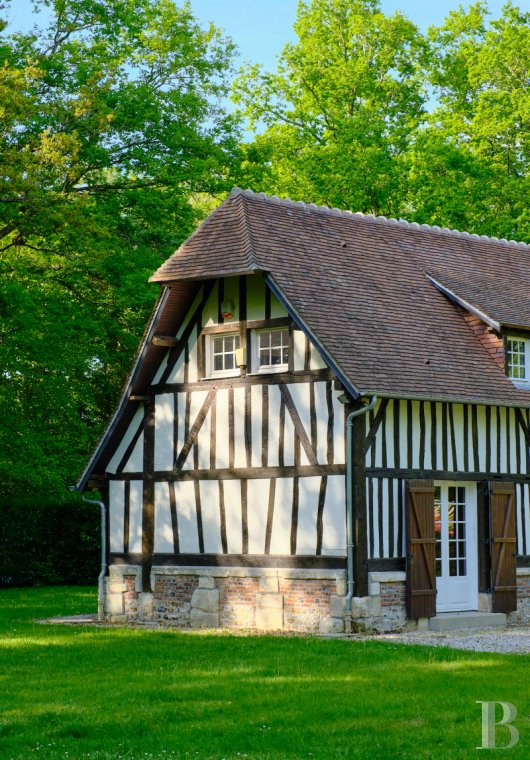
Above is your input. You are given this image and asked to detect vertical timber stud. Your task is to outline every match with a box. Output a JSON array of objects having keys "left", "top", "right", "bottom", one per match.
[
  {"left": 351, "top": 404, "right": 369, "bottom": 597},
  {"left": 489, "top": 481, "right": 517, "bottom": 614},
  {"left": 477, "top": 481, "right": 491, "bottom": 593},
  {"left": 142, "top": 397, "right": 155, "bottom": 592},
  {"left": 405, "top": 480, "right": 436, "bottom": 619}
]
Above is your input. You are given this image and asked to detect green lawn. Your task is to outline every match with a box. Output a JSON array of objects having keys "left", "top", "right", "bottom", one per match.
[{"left": 1, "top": 587, "right": 530, "bottom": 759}]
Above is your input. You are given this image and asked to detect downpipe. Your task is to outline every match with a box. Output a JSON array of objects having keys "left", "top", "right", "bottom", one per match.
[
  {"left": 78, "top": 491, "right": 107, "bottom": 622},
  {"left": 345, "top": 395, "right": 377, "bottom": 633}
]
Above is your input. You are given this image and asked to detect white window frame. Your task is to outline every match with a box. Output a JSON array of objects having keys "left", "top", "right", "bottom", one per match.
[
  {"left": 251, "top": 327, "right": 290, "bottom": 374},
  {"left": 506, "top": 336, "right": 530, "bottom": 388},
  {"left": 206, "top": 332, "right": 241, "bottom": 378}
]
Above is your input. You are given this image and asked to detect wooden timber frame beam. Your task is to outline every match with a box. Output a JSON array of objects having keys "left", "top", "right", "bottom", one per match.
[{"left": 142, "top": 397, "right": 155, "bottom": 592}]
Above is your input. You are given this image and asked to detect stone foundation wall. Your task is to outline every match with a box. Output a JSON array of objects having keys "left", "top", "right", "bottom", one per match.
[
  {"left": 105, "top": 565, "right": 530, "bottom": 631},
  {"left": 154, "top": 574, "right": 199, "bottom": 625},
  {"left": 105, "top": 564, "right": 346, "bottom": 633},
  {"left": 509, "top": 568, "right": 530, "bottom": 624}
]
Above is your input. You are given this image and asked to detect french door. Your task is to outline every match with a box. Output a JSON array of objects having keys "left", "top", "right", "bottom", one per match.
[{"left": 434, "top": 483, "right": 478, "bottom": 612}]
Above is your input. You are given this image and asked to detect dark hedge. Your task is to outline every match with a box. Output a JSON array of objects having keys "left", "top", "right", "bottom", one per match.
[{"left": 0, "top": 495, "right": 100, "bottom": 587}]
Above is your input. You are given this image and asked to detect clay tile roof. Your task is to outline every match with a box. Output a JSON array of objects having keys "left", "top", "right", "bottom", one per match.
[{"left": 150, "top": 189, "right": 530, "bottom": 407}]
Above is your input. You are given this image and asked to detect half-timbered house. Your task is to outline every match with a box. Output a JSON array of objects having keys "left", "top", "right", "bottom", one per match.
[{"left": 77, "top": 188, "right": 530, "bottom": 632}]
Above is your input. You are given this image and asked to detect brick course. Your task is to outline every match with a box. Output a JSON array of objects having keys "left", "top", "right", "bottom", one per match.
[
  {"left": 461, "top": 310, "right": 504, "bottom": 370},
  {"left": 153, "top": 574, "right": 199, "bottom": 625},
  {"left": 517, "top": 575, "right": 530, "bottom": 599},
  {"left": 280, "top": 578, "right": 335, "bottom": 632},
  {"left": 123, "top": 575, "right": 138, "bottom": 618},
  {"left": 217, "top": 576, "right": 260, "bottom": 628}
]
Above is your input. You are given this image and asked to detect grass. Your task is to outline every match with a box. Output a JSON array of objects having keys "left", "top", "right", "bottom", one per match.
[{"left": 1, "top": 588, "right": 530, "bottom": 759}]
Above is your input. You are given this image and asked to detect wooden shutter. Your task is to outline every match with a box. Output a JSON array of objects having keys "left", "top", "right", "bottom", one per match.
[
  {"left": 489, "top": 481, "right": 517, "bottom": 614},
  {"left": 405, "top": 480, "right": 436, "bottom": 619}
]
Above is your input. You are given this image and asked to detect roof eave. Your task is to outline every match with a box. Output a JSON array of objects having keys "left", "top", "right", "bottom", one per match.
[
  {"left": 367, "top": 388, "right": 530, "bottom": 409},
  {"left": 149, "top": 267, "right": 264, "bottom": 285},
  {"left": 264, "top": 273, "right": 361, "bottom": 401},
  {"left": 76, "top": 286, "right": 172, "bottom": 491}
]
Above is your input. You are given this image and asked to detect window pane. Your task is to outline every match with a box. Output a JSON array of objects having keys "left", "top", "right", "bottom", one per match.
[
  {"left": 271, "top": 347, "right": 282, "bottom": 365},
  {"left": 259, "top": 332, "right": 271, "bottom": 350},
  {"left": 270, "top": 330, "right": 282, "bottom": 347},
  {"left": 211, "top": 333, "right": 239, "bottom": 374},
  {"left": 507, "top": 339, "right": 526, "bottom": 380},
  {"left": 257, "top": 329, "right": 289, "bottom": 368}
]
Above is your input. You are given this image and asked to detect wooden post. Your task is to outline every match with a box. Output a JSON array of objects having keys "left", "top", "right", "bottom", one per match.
[
  {"left": 351, "top": 405, "right": 368, "bottom": 597},
  {"left": 142, "top": 398, "right": 155, "bottom": 592}
]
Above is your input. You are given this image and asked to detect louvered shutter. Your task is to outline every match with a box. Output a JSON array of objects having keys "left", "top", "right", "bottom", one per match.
[
  {"left": 405, "top": 480, "right": 436, "bottom": 619},
  {"left": 489, "top": 482, "right": 517, "bottom": 614}
]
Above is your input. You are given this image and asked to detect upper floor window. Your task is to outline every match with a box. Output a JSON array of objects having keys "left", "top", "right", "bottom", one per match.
[
  {"left": 507, "top": 337, "right": 529, "bottom": 386},
  {"left": 255, "top": 327, "right": 289, "bottom": 372},
  {"left": 209, "top": 333, "right": 240, "bottom": 377}
]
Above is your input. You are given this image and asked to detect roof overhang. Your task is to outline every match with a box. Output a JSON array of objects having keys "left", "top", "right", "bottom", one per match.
[{"left": 427, "top": 275, "right": 501, "bottom": 332}]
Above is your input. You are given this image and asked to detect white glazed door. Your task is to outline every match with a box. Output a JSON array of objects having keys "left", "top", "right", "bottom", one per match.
[{"left": 434, "top": 483, "right": 478, "bottom": 612}]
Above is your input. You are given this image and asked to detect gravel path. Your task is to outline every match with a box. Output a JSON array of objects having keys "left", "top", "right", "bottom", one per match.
[
  {"left": 359, "top": 626, "right": 530, "bottom": 654},
  {"left": 37, "top": 615, "right": 530, "bottom": 653}
]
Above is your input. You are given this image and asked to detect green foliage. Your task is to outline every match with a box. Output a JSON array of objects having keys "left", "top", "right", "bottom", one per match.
[
  {"left": 234, "top": 0, "right": 427, "bottom": 214},
  {"left": 236, "top": 0, "right": 530, "bottom": 242},
  {"left": 405, "top": 1, "right": 530, "bottom": 239},
  {"left": 0, "top": 496, "right": 99, "bottom": 586},
  {"left": 0, "top": 0, "right": 243, "bottom": 557}
]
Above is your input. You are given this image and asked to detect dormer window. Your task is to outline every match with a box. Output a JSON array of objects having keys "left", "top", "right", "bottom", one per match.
[
  {"left": 253, "top": 327, "right": 289, "bottom": 373},
  {"left": 507, "top": 337, "right": 529, "bottom": 386},
  {"left": 208, "top": 333, "right": 240, "bottom": 377}
]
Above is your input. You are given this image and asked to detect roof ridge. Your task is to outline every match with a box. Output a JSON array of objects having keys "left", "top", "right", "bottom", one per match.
[
  {"left": 229, "top": 187, "right": 530, "bottom": 250},
  {"left": 238, "top": 192, "right": 261, "bottom": 271}
]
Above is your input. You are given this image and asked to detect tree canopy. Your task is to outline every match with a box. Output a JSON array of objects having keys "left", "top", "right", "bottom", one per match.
[
  {"left": 235, "top": 0, "right": 530, "bottom": 240},
  {"left": 4, "top": 0, "right": 530, "bottom": 585},
  {"left": 0, "top": 0, "right": 242, "bottom": 509},
  {"left": 234, "top": 0, "right": 427, "bottom": 215}
]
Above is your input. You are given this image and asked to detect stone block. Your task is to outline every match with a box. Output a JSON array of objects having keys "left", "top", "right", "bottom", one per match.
[
  {"left": 351, "top": 595, "right": 381, "bottom": 619},
  {"left": 259, "top": 574, "right": 279, "bottom": 593},
  {"left": 335, "top": 576, "right": 347, "bottom": 596},
  {"left": 189, "top": 609, "right": 219, "bottom": 628},
  {"left": 191, "top": 588, "right": 219, "bottom": 614},
  {"left": 255, "top": 606, "right": 283, "bottom": 631},
  {"left": 138, "top": 592, "right": 154, "bottom": 621},
  {"left": 319, "top": 616, "right": 344, "bottom": 634},
  {"left": 108, "top": 581, "right": 127, "bottom": 594},
  {"left": 256, "top": 592, "right": 283, "bottom": 610},
  {"left": 106, "top": 592, "right": 124, "bottom": 615},
  {"left": 478, "top": 593, "right": 492, "bottom": 612},
  {"left": 329, "top": 594, "right": 346, "bottom": 618},
  {"left": 109, "top": 614, "right": 127, "bottom": 624},
  {"left": 198, "top": 575, "right": 215, "bottom": 589}
]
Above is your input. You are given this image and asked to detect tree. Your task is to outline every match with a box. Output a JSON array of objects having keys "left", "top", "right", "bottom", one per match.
[
  {"left": 234, "top": 0, "right": 427, "bottom": 215},
  {"left": 0, "top": 0, "right": 242, "bottom": 577},
  {"left": 400, "top": 2, "right": 530, "bottom": 239}
]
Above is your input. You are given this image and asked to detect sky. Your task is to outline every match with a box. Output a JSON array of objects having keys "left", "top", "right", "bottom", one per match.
[
  {"left": 187, "top": 0, "right": 528, "bottom": 71},
  {"left": 6, "top": 0, "right": 530, "bottom": 72}
]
